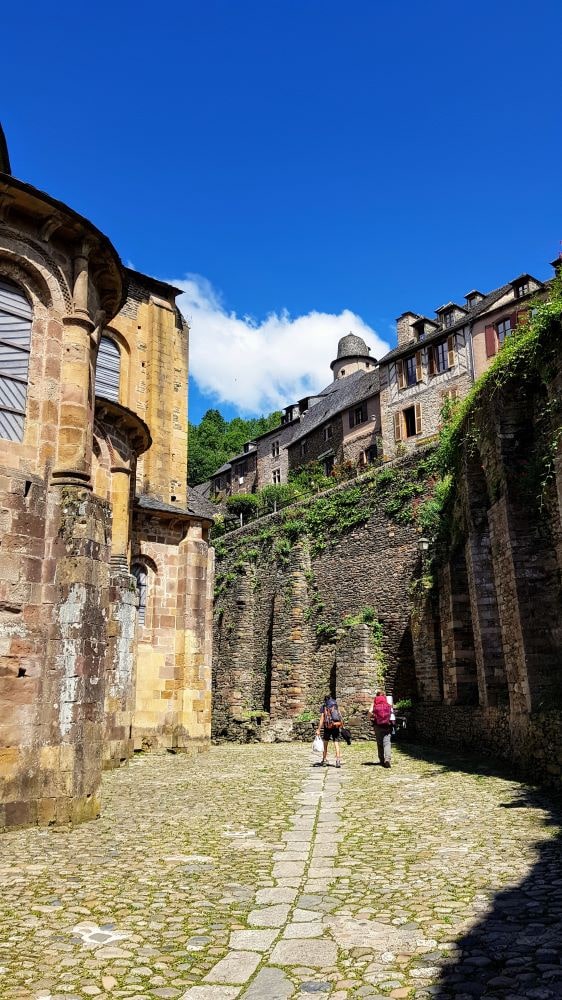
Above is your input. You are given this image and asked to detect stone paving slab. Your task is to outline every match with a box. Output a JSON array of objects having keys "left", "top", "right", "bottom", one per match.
[
  {"left": 269, "top": 938, "right": 338, "bottom": 966},
  {"left": 241, "top": 966, "right": 294, "bottom": 999},
  {"left": 1, "top": 743, "right": 561, "bottom": 1000},
  {"left": 204, "top": 950, "right": 261, "bottom": 984},
  {"left": 228, "top": 929, "right": 277, "bottom": 951}
]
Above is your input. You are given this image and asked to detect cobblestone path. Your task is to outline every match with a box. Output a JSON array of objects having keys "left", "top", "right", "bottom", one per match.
[{"left": 1, "top": 743, "right": 562, "bottom": 1000}]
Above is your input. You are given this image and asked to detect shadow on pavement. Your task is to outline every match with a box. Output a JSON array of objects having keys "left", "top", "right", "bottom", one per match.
[{"left": 398, "top": 741, "right": 562, "bottom": 999}]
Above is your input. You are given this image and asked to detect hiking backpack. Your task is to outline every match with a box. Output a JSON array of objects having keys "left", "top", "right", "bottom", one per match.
[
  {"left": 323, "top": 703, "right": 342, "bottom": 728},
  {"left": 373, "top": 697, "right": 392, "bottom": 726}
]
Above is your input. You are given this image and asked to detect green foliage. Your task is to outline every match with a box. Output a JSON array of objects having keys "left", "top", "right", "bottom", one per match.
[
  {"left": 315, "top": 620, "right": 338, "bottom": 643},
  {"left": 272, "top": 536, "right": 292, "bottom": 565},
  {"left": 259, "top": 483, "right": 301, "bottom": 512},
  {"left": 416, "top": 474, "right": 453, "bottom": 535},
  {"left": 294, "top": 709, "right": 316, "bottom": 722},
  {"left": 225, "top": 493, "right": 261, "bottom": 520},
  {"left": 281, "top": 517, "right": 306, "bottom": 542},
  {"left": 289, "top": 462, "right": 333, "bottom": 494},
  {"left": 342, "top": 606, "right": 377, "bottom": 627},
  {"left": 394, "top": 698, "right": 413, "bottom": 712},
  {"left": 188, "top": 408, "right": 281, "bottom": 486}
]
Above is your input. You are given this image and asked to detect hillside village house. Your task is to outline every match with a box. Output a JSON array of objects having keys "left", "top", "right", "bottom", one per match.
[
  {"left": 380, "top": 272, "right": 545, "bottom": 459},
  {"left": 208, "top": 270, "right": 550, "bottom": 489},
  {"left": 0, "top": 127, "right": 215, "bottom": 830}
]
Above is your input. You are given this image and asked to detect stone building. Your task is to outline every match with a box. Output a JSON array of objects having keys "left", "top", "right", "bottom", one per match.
[
  {"left": 209, "top": 333, "right": 382, "bottom": 491},
  {"left": 0, "top": 128, "right": 215, "bottom": 831},
  {"left": 379, "top": 273, "right": 546, "bottom": 460}
]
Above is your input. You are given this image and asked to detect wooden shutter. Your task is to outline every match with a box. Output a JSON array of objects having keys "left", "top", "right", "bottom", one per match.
[
  {"left": 509, "top": 312, "right": 518, "bottom": 334},
  {"left": 393, "top": 412, "right": 402, "bottom": 442},
  {"left": 349, "top": 409, "right": 355, "bottom": 429},
  {"left": 397, "top": 360, "right": 406, "bottom": 390},
  {"left": 415, "top": 350, "right": 423, "bottom": 383},
  {"left": 428, "top": 346, "right": 436, "bottom": 376},
  {"left": 484, "top": 325, "right": 497, "bottom": 358},
  {"left": 415, "top": 403, "right": 422, "bottom": 435},
  {"left": 516, "top": 309, "right": 529, "bottom": 327},
  {"left": 447, "top": 334, "right": 456, "bottom": 369},
  {"left": 0, "top": 277, "right": 32, "bottom": 443}
]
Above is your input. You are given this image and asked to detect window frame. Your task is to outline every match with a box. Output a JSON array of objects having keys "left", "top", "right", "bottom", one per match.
[
  {"left": 131, "top": 562, "right": 149, "bottom": 627},
  {"left": 0, "top": 277, "right": 33, "bottom": 442}
]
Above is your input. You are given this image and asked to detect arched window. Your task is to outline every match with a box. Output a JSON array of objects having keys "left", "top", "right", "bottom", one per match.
[
  {"left": 131, "top": 562, "right": 148, "bottom": 626},
  {"left": 95, "top": 335, "right": 120, "bottom": 402},
  {"left": 0, "top": 277, "right": 32, "bottom": 442}
]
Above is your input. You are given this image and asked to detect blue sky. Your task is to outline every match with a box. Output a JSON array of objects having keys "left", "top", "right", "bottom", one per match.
[{"left": 3, "top": 0, "right": 561, "bottom": 421}]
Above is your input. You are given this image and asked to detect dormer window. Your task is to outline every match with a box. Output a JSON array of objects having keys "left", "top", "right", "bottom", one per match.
[
  {"left": 515, "top": 281, "right": 529, "bottom": 299},
  {"left": 442, "top": 311, "right": 454, "bottom": 329}
]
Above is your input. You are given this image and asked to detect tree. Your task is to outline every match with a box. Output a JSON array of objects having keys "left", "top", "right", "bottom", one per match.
[{"left": 188, "top": 408, "right": 282, "bottom": 486}]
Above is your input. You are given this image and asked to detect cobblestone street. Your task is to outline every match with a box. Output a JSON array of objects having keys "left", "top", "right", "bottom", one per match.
[{"left": 1, "top": 743, "right": 562, "bottom": 1000}]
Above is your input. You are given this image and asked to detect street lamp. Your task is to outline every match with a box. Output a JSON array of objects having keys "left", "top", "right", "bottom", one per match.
[{"left": 418, "top": 536, "right": 430, "bottom": 555}]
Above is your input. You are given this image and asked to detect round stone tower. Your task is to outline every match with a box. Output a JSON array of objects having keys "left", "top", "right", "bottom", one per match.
[{"left": 330, "top": 332, "right": 375, "bottom": 381}]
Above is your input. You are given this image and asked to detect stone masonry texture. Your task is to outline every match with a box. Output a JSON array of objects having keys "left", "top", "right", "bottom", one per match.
[
  {"left": 0, "top": 145, "right": 214, "bottom": 831},
  {"left": 2, "top": 743, "right": 562, "bottom": 999}
]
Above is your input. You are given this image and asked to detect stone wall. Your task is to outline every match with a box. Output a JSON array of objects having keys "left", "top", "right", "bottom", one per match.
[
  {"left": 412, "top": 328, "right": 562, "bottom": 786},
  {"left": 213, "top": 457, "right": 429, "bottom": 741}
]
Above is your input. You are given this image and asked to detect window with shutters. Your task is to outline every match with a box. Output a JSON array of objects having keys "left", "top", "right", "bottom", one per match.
[
  {"left": 405, "top": 355, "right": 417, "bottom": 387},
  {"left": 396, "top": 404, "right": 422, "bottom": 440},
  {"left": 430, "top": 340, "right": 450, "bottom": 375},
  {"left": 349, "top": 404, "right": 366, "bottom": 428},
  {"left": 496, "top": 317, "right": 512, "bottom": 345},
  {"left": 132, "top": 563, "right": 148, "bottom": 626},
  {"left": 403, "top": 406, "right": 417, "bottom": 437},
  {"left": 0, "top": 277, "right": 32, "bottom": 442},
  {"left": 95, "top": 335, "right": 121, "bottom": 402}
]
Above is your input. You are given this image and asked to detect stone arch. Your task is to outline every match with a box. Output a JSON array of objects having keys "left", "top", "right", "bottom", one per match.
[
  {"left": 0, "top": 239, "right": 71, "bottom": 315},
  {"left": 130, "top": 552, "right": 158, "bottom": 632}
]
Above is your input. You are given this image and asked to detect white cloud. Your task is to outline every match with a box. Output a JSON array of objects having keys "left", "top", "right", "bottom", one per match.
[{"left": 173, "top": 274, "right": 391, "bottom": 416}]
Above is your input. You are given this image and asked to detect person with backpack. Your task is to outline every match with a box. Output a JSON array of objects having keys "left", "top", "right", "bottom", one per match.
[
  {"left": 315, "top": 695, "right": 343, "bottom": 768},
  {"left": 370, "top": 689, "right": 393, "bottom": 768}
]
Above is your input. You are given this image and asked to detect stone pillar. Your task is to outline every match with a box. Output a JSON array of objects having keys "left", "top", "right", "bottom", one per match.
[
  {"left": 110, "top": 466, "right": 132, "bottom": 562},
  {"left": 103, "top": 566, "right": 137, "bottom": 769},
  {"left": 52, "top": 246, "right": 94, "bottom": 487},
  {"left": 487, "top": 497, "right": 531, "bottom": 714},
  {"left": 411, "top": 590, "right": 442, "bottom": 703},
  {"left": 335, "top": 623, "right": 380, "bottom": 737},
  {"left": 36, "top": 487, "right": 111, "bottom": 826},
  {"left": 438, "top": 563, "right": 457, "bottom": 705},
  {"left": 270, "top": 544, "right": 315, "bottom": 723},
  {"left": 176, "top": 521, "right": 213, "bottom": 750},
  {"left": 465, "top": 532, "right": 507, "bottom": 708}
]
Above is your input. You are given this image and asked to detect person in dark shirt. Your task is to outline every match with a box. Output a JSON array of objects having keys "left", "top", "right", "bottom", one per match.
[{"left": 315, "top": 694, "right": 343, "bottom": 768}]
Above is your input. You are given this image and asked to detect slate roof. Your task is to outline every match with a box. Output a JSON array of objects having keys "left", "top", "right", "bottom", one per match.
[
  {"left": 379, "top": 283, "right": 513, "bottom": 365},
  {"left": 287, "top": 368, "right": 380, "bottom": 447},
  {"left": 136, "top": 491, "right": 216, "bottom": 522}
]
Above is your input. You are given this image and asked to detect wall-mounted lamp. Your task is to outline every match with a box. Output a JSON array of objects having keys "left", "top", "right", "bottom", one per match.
[{"left": 418, "top": 536, "right": 430, "bottom": 555}]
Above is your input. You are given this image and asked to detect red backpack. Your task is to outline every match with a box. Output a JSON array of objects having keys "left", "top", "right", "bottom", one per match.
[{"left": 373, "top": 696, "right": 392, "bottom": 726}]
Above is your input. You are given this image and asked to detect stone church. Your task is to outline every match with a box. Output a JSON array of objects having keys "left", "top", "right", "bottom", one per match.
[{"left": 0, "top": 127, "right": 215, "bottom": 831}]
